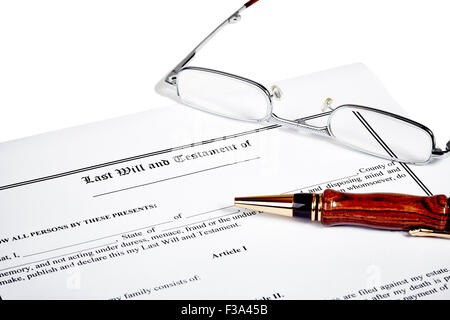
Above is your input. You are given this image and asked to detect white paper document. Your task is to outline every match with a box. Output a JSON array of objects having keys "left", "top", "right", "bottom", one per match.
[{"left": 1, "top": 64, "right": 449, "bottom": 300}]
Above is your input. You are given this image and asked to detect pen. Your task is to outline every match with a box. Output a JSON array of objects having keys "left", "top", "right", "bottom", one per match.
[{"left": 234, "top": 189, "right": 450, "bottom": 239}]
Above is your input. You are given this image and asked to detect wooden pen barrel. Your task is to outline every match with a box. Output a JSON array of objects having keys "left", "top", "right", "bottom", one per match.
[{"left": 321, "top": 189, "right": 449, "bottom": 231}]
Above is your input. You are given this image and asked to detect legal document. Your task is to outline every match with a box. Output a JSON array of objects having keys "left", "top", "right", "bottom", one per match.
[{"left": 1, "top": 64, "right": 449, "bottom": 299}]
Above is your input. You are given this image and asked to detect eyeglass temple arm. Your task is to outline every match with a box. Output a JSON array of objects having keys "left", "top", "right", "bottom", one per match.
[{"left": 157, "top": 0, "right": 259, "bottom": 87}]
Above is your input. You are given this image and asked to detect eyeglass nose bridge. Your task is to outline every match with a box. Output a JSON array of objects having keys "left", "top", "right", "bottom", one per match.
[{"left": 268, "top": 111, "right": 332, "bottom": 137}]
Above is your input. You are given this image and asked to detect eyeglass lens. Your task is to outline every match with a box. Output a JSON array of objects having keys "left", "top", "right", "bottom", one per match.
[
  {"left": 329, "top": 106, "right": 433, "bottom": 163},
  {"left": 177, "top": 68, "right": 270, "bottom": 121}
]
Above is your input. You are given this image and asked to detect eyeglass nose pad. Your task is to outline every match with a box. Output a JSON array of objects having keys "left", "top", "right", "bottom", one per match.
[
  {"left": 271, "top": 85, "right": 283, "bottom": 101},
  {"left": 321, "top": 98, "right": 334, "bottom": 112}
]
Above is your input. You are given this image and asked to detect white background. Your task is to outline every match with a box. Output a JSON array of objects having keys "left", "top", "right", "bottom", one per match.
[{"left": 0, "top": 0, "right": 449, "bottom": 149}]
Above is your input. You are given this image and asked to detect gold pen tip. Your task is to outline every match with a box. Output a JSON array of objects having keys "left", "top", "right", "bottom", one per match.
[
  {"left": 233, "top": 194, "right": 294, "bottom": 217},
  {"left": 234, "top": 195, "right": 294, "bottom": 202}
]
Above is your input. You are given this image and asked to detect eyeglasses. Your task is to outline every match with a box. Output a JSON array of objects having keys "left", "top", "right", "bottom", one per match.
[{"left": 155, "top": 0, "right": 449, "bottom": 165}]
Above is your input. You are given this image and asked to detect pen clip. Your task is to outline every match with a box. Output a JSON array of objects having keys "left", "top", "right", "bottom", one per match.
[{"left": 409, "top": 228, "right": 450, "bottom": 239}]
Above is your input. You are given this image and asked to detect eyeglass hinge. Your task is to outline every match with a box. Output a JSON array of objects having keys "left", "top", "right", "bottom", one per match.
[
  {"left": 168, "top": 75, "right": 177, "bottom": 85},
  {"left": 228, "top": 13, "right": 241, "bottom": 24},
  {"left": 432, "top": 146, "right": 449, "bottom": 156},
  {"left": 165, "top": 71, "right": 177, "bottom": 85}
]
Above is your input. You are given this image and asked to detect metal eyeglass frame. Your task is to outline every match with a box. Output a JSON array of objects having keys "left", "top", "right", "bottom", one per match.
[{"left": 155, "top": 0, "right": 450, "bottom": 164}]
